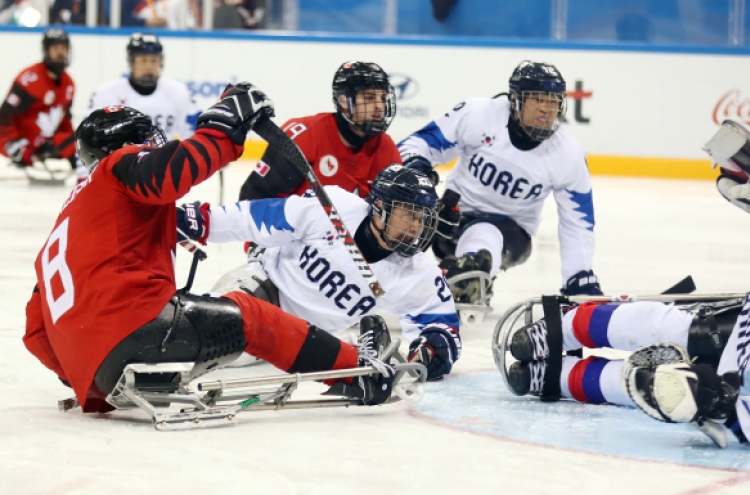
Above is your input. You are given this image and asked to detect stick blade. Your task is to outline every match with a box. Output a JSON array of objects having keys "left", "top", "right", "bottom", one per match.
[{"left": 662, "top": 276, "right": 696, "bottom": 295}]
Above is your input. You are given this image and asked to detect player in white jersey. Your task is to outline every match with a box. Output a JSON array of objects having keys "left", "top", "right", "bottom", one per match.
[
  {"left": 399, "top": 61, "right": 602, "bottom": 305},
  {"left": 499, "top": 121, "right": 750, "bottom": 448},
  {"left": 86, "top": 33, "right": 200, "bottom": 140},
  {"left": 178, "top": 165, "right": 461, "bottom": 380}
]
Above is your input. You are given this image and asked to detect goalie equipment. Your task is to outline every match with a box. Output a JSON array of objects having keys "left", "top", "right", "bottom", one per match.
[
  {"left": 623, "top": 344, "right": 739, "bottom": 448},
  {"left": 75, "top": 106, "right": 167, "bottom": 171},
  {"left": 702, "top": 119, "right": 750, "bottom": 176},
  {"left": 716, "top": 172, "right": 750, "bottom": 214}
]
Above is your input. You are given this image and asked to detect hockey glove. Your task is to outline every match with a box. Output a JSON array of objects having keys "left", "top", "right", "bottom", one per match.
[
  {"left": 197, "top": 82, "right": 275, "bottom": 145},
  {"left": 5, "top": 138, "right": 34, "bottom": 167},
  {"left": 436, "top": 189, "right": 461, "bottom": 240},
  {"left": 177, "top": 201, "right": 211, "bottom": 246},
  {"left": 561, "top": 269, "right": 602, "bottom": 296},
  {"left": 408, "top": 324, "right": 461, "bottom": 380},
  {"left": 717, "top": 171, "right": 750, "bottom": 214},
  {"left": 403, "top": 154, "right": 439, "bottom": 186},
  {"left": 625, "top": 360, "right": 740, "bottom": 448}
]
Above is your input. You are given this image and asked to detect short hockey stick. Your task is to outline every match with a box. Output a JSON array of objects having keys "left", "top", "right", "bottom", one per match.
[{"left": 253, "top": 117, "right": 385, "bottom": 298}]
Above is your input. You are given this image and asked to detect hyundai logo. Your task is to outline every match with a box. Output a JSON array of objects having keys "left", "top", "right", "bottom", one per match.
[{"left": 389, "top": 73, "right": 420, "bottom": 101}]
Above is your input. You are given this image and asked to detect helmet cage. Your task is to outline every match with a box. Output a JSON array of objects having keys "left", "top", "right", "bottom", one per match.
[
  {"left": 371, "top": 198, "right": 439, "bottom": 257},
  {"left": 332, "top": 64, "right": 396, "bottom": 136},
  {"left": 76, "top": 107, "right": 166, "bottom": 171},
  {"left": 511, "top": 90, "right": 567, "bottom": 142}
]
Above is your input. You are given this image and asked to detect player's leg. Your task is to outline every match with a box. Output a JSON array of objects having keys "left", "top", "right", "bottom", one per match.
[
  {"left": 446, "top": 216, "right": 532, "bottom": 303},
  {"left": 509, "top": 355, "right": 634, "bottom": 407},
  {"left": 222, "top": 291, "right": 394, "bottom": 404},
  {"left": 511, "top": 302, "right": 695, "bottom": 363}
]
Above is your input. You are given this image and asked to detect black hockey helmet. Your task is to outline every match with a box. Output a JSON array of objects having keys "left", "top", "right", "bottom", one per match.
[
  {"left": 366, "top": 165, "right": 439, "bottom": 257},
  {"left": 127, "top": 33, "right": 163, "bottom": 88},
  {"left": 508, "top": 60, "right": 567, "bottom": 142},
  {"left": 76, "top": 106, "right": 167, "bottom": 171},
  {"left": 42, "top": 28, "right": 70, "bottom": 76},
  {"left": 332, "top": 61, "right": 396, "bottom": 136}
]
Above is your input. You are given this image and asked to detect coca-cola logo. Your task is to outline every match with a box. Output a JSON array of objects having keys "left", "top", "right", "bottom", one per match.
[{"left": 713, "top": 89, "right": 750, "bottom": 125}]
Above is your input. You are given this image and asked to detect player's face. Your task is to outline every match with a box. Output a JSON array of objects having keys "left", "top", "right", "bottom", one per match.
[
  {"left": 46, "top": 44, "right": 69, "bottom": 63},
  {"left": 382, "top": 202, "right": 425, "bottom": 248},
  {"left": 131, "top": 54, "right": 162, "bottom": 80},
  {"left": 520, "top": 92, "right": 562, "bottom": 132},
  {"left": 351, "top": 88, "right": 386, "bottom": 126}
]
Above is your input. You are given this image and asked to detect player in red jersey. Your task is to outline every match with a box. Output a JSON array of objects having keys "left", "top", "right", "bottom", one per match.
[
  {"left": 23, "top": 84, "right": 394, "bottom": 414},
  {"left": 239, "top": 61, "right": 401, "bottom": 201},
  {"left": 0, "top": 29, "right": 77, "bottom": 170}
]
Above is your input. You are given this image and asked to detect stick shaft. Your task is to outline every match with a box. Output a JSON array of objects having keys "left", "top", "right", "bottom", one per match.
[{"left": 253, "top": 118, "right": 384, "bottom": 298}]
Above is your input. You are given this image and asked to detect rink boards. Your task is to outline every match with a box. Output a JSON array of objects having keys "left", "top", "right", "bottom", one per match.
[{"left": 1, "top": 27, "right": 749, "bottom": 175}]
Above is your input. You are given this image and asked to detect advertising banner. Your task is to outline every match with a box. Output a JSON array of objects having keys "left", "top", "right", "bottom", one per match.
[{"left": 2, "top": 29, "right": 748, "bottom": 178}]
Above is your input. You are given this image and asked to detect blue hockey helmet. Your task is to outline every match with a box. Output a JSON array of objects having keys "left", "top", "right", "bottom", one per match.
[
  {"left": 367, "top": 165, "right": 439, "bottom": 257},
  {"left": 127, "top": 33, "right": 163, "bottom": 88},
  {"left": 509, "top": 60, "right": 567, "bottom": 142}
]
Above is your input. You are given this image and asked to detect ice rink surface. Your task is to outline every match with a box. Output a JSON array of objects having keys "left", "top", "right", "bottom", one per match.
[{"left": 1, "top": 160, "right": 750, "bottom": 495}]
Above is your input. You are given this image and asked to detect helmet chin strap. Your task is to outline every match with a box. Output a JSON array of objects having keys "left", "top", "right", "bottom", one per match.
[{"left": 333, "top": 111, "right": 371, "bottom": 148}]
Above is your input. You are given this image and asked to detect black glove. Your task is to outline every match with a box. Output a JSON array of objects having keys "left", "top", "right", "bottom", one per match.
[
  {"left": 403, "top": 153, "right": 439, "bottom": 186},
  {"left": 197, "top": 82, "right": 275, "bottom": 145},
  {"left": 436, "top": 189, "right": 461, "bottom": 240},
  {"left": 177, "top": 201, "right": 210, "bottom": 245},
  {"left": 561, "top": 269, "right": 602, "bottom": 296},
  {"left": 408, "top": 324, "right": 461, "bottom": 380}
]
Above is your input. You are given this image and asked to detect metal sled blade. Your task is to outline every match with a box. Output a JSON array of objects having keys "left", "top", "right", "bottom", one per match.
[
  {"left": 446, "top": 270, "right": 493, "bottom": 324},
  {"left": 61, "top": 340, "right": 428, "bottom": 431}
]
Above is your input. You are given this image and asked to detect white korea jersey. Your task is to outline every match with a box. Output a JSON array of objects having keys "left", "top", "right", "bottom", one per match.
[
  {"left": 207, "top": 187, "right": 460, "bottom": 342},
  {"left": 86, "top": 77, "right": 201, "bottom": 139},
  {"left": 399, "top": 98, "right": 595, "bottom": 282},
  {"left": 717, "top": 294, "right": 750, "bottom": 443}
]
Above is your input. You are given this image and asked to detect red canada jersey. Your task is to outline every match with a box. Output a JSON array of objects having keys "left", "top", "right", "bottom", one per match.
[
  {"left": 281, "top": 113, "right": 402, "bottom": 198},
  {"left": 0, "top": 62, "right": 76, "bottom": 159},
  {"left": 23, "top": 128, "right": 242, "bottom": 412}
]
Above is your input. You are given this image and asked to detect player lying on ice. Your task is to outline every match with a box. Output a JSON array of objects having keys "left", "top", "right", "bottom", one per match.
[
  {"left": 498, "top": 119, "right": 750, "bottom": 448},
  {"left": 177, "top": 164, "right": 462, "bottom": 381},
  {"left": 398, "top": 60, "right": 602, "bottom": 321},
  {"left": 22, "top": 83, "right": 399, "bottom": 416}
]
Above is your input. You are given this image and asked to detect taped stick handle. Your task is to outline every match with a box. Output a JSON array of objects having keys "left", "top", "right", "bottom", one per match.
[{"left": 253, "top": 117, "right": 385, "bottom": 298}]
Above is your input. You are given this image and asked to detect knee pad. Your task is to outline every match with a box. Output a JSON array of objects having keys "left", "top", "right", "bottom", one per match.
[
  {"left": 457, "top": 214, "right": 532, "bottom": 270},
  {"left": 95, "top": 293, "right": 247, "bottom": 394},
  {"left": 687, "top": 300, "right": 743, "bottom": 366},
  {"left": 175, "top": 293, "right": 247, "bottom": 379}
]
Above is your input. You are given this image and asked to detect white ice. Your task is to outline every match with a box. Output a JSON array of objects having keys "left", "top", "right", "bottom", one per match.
[{"left": 1, "top": 160, "right": 750, "bottom": 495}]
